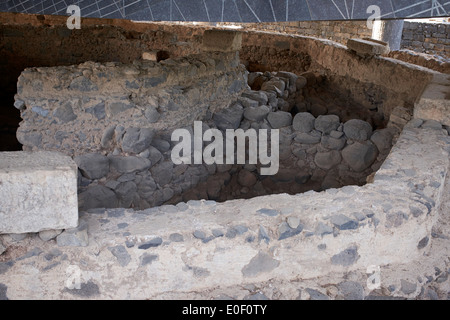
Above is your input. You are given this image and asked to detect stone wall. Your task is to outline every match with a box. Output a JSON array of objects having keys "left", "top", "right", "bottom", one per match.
[
  {"left": 16, "top": 57, "right": 396, "bottom": 211},
  {"left": 219, "top": 20, "right": 372, "bottom": 46},
  {"left": 401, "top": 21, "right": 450, "bottom": 58}
]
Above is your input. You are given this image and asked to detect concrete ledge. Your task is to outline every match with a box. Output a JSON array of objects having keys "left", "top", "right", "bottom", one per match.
[
  {"left": 0, "top": 151, "right": 78, "bottom": 234},
  {"left": 414, "top": 73, "right": 450, "bottom": 127},
  {"left": 0, "top": 123, "right": 448, "bottom": 299}
]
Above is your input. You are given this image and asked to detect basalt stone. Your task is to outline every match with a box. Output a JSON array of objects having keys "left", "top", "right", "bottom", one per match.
[
  {"left": 69, "top": 76, "right": 98, "bottom": 92},
  {"left": 267, "top": 111, "right": 293, "bottom": 129},
  {"left": 53, "top": 102, "right": 77, "bottom": 123},
  {"left": 144, "top": 106, "right": 160, "bottom": 123},
  {"left": 106, "top": 101, "right": 135, "bottom": 117},
  {"left": 331, "top": 246, "right": 359, "bottom": 266},
  {"left": 241, "top": 252, "right": 280, "bottom": 277},
  {"left": 321, "top": 135, "right": 346, "bottom": 150},
  {"left": 108, "top": 245, "right": 131, "bottom": 267},
  {"left": 109, "top": 155, "right": 152, "bottom": 174},
  {"left": 342, "top": 141, "right": 378, "bottom": 172},
  {"left": 78, "top": 185, "right": 118, "bottom": 211},
  {"left": 370, "top": 128, "right": 394, "bottom": 154},
  {"left": 238, "top": 170, "right": 258, "bottom": 187},
  {"left": 138, "top": 237, "right": 163, "bottom": 249},
  {"left": 241, "top": 90, "right": 268, "bottom": 105},
  {"left": 315, "top": 115, "right": 340, "bottom": 134},
  {"left": 330, "top": 214, "right": 358, "bottom": 230},
  {"left": 294, "top": 131, "right": 321, "bottom": 144},
  {"left": 74, "top": 153, "right": 109, "bottom": 180},
  {"left": 314, "top": 151, "right": 342, "bottom": 170},
  {"left": 238, "top": 96, "right": 259, "bottom": 108},
  {"left": 213, "top": 103, "right": 244, "bottom": 130},
  {"left": 85, "top": 102, "right": 106, "bottom": 120},
  {"left": 150, "top": 162, "right": 173, "bottom": 186},
  {"left": 343, "top": 119, "right": 373, "bottom": 141},
  {"left": 122, "top": 128, "right": 155, "bottom": 154},
  {"left": 293, "top": 112, "right": 315, "bottom": 133},
  {"left": 243, "top": 105, "right": 270, "bottom": 122}
]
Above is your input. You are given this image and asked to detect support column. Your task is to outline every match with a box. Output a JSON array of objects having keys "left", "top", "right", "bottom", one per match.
[{"left": 372, "top": 19, "right": 405, "bottom": 51}]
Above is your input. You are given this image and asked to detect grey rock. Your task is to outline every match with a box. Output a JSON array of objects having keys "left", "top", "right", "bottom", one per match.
[
  {"left": 106, "top": 101, "right": 135, "bottom": 117},
  {"left": 16, "top": 247, "right": 43, "bottom": 261},
  {"left": 287, "top": 216, "right": 301, "bottom": 229},
  {"left": 370, "top": 128, "right": 393, "bottom": 154},
  {"left": 138, "top": 237, "right": 163, "bottom": 249},
  {"left": 417, "top": 236, "right": 429, "bottom": 249},
  {"left": 238, "top": 96, "right": 259, "bottom": 108},
  {"left": 151, "top": 138, "right": 171, "bottom": 153},
  {"left": 305, "top": 288, "right": 329, "bottom": 300},
  {"left": 109, "top": 155, "right": 152, "bottom": 174},
  {"left": 314, "top": 150, "right": 342, "bottom": 170},
  {"left": 150, "top": 161, "right": 173, "bottom": 186},
  {"left": 400, "top": 279, "right": 417, "bottom": 294},
  {"left": 74, "top": 153, "right": 109, "bottom": 180},
  {"left": 330, "top": 214, "right": 359, "bottom": 230},
  {"left": 38, "top": 229, "right": 63, "bottom": 241},
  {"left": 56, "top": 219, "right": 89, "bottom": 247},
  {"left": 343, "top": 119, "right": 373, "bottom": 141},
  {"left": 0, "top": 242, "right": 5, "bottom": 255},
  {"left": 257, "top": 208, "right": 280, "bottom": 216},
  {"left": 85, "top": 102, "right": 105, "bottom": 120},
  {"left": 258, "top": 225, "right": 270, "bottom": 243},
  {"left": 78, "top": 185, "right": 118, "bottom": 211},
  {"left": 315, "top": 222, "right": 333, "bottom": 236},
  {"left": 261, "top": 78, "right": 285, "bottom": 95},
  {"left": 140, "top": 253, "right": 158, "bottom": 266},
  {"left": 32, "top": 106, "right": 50, "bottom": 117},
  {"left": 385, "top": 211, "right": 407, "bottom": 228},
  {"left": 331, "top": 246, "right": 359, "bottom": 266},
  {"left": 69, "top": 76, "right": 98, "bottom": 92},
  {"left": 145, "top": 146, "right": 163, "bottom": 165},
  {"left": 294, "top": 131, "right": 322, "bottom": 144},
  {"left": 338, "top": 281, "right": 364, "bottom": 300},
  {"left": 406, "top": 119, "right": 424, "bottom": 128},
  {"left": 101, "top": 126, "right": 116, "bottom": 149},
  {"left": 315, "top": 115, "right": 340, "bottom": 134},
  {"left": 0, "top": 261, "right": 14, "bottom": 275},
  {"left": 321, "top": 135, "right": 346, "bottom": 150},
  {"left": 108, "top": 245, "right": 131, "bottom": 267},
  {"left": 193, "top": 230, "right": 206, "bottom": 239},
  {"left": 53, "top": 102, "right": 77, "bottom": 123},
  {"left": 169, "top": 233, "right": 184, "bottom": 242},
  {"left": 122, "top": 127, "right": 155, "bottom": 154},
  {"left": 278, "top": 221, "right": 303, "bottom": 240},
  {"left": 18, "top": 132, "right": 42, "bottom": 148},
  {"left": 212, "top": 229, "right": 224, "bottom": 237},
  {"left": 14, "top": 99, "right": 25, "bottom": 111},
  {"left": 243, "top": 105, "right": 270, "bottom": 122},
  {"left": 213, "top": 103, "right": 244, "bottom": 130},
  {"left": 241, "top": 90, "right": 268, "bottom": 105},
  {"left": 342, "top": 141, "right": 379, "bottom": 172},
  {"left": 293, "top": 112, "right": 315, "bottom": 132},
  {"left": 267, "top": 111, "right": 292, "bottom": 129},
  {"left": 144, "top": 106, "right": 160, "bottom": 123},
  {"left": 115, "top": 181, "right": 137, "bottom": 208},
  {"left": 421, "top": 120, "right": 442, "bottom": 130},
  {"left": 241, "top": 252, "right": 280, "bottom": 277},
  {"left": 244, "top": 292, "right": 270, "bottom": 300},
  {"left": 330, "top": 130, "right": 344, "bottom": 139},
  {"left": 0, "top": 283, "right": 7, "bottom": 300},
  {"left": 64, "top": 281, "right": 100, "bottom": 297},
  {"left": 233, "top": 225, "right": 249, "bottom": 235}
]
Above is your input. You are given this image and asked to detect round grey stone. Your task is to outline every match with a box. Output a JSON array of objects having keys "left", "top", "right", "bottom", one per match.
[
  {"left": 293, "top": 112, "right": 315, "bottom": 132},
  {"left": 343, "top": 119, "right": 373, "bottom": 141},
  {"left": 342, "top": 141, "right": 378, "bottom": 172},
  {"left": 243, "top": 105, "right": 270, "bottom": 122},
  {"left": 315, "top": 115, "right": 340, "bottom": 134},
  {"left": 314, "top": 150, "right": 342, "bottom": 170},
  {"left": 267, "top": 111, "right": 293, "bottom": 128}
]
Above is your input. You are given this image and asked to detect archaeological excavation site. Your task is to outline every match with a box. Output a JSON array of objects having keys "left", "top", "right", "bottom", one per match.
[{"left": 0, "top": 1, "right": 449, "bottom": 301}]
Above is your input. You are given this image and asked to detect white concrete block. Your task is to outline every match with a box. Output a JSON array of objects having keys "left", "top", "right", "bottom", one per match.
[{"left": 0, "top": 151, "right": 78, "bottom": 234}]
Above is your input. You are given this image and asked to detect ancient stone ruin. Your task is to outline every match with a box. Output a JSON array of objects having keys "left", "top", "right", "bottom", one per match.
[{"left": 0, "top": 16, "right": 449, "bottom": 300}]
